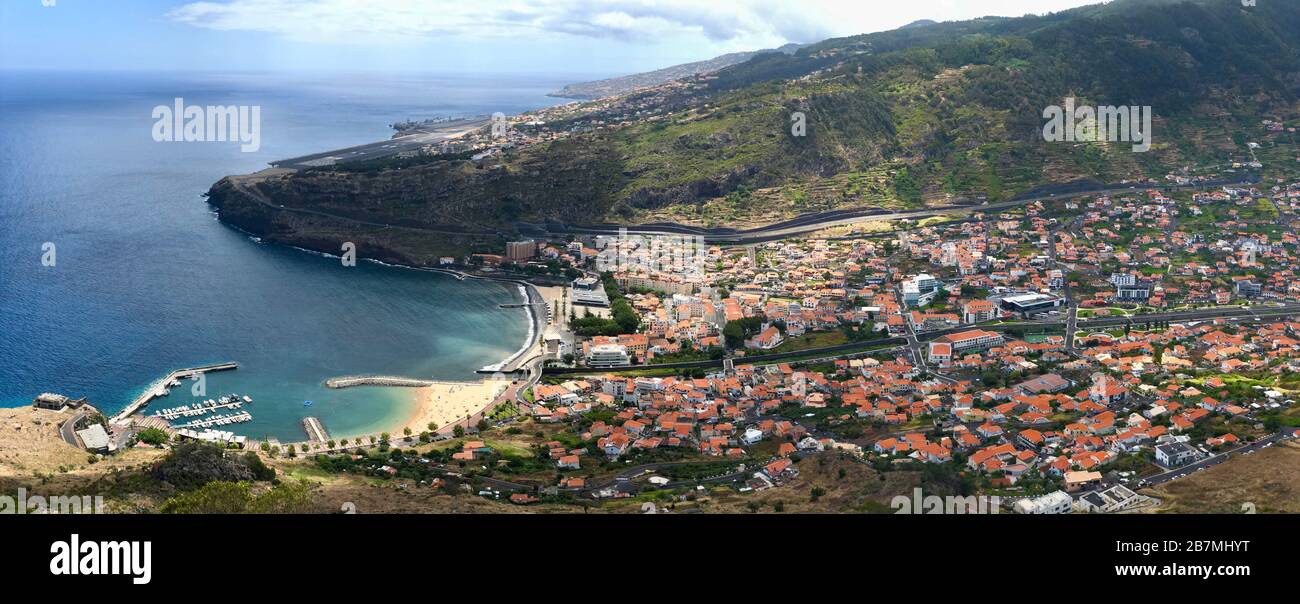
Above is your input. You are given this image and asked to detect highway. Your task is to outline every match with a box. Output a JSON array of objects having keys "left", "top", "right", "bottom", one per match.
[
  {"left": 912, "top": 304, "right": 1300, "bottom": 344},
  {"left": 526, "top": 179, "right": 1258, "bottom": 245}
]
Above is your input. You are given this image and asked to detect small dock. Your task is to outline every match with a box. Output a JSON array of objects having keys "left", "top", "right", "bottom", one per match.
[
  {"left": 302, "top": 417, "right": 329, "bottom": 442},
  {"left": 111, "top": 362, "right": 239, "bottom": 425}
]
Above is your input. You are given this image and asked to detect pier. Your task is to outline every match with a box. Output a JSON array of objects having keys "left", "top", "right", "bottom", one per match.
[
  {"left": 302, "top": 417, "right": 330, "bottom": 442},
  {"left": 110, "top": 362, "right": 239, "bottom": 425}
]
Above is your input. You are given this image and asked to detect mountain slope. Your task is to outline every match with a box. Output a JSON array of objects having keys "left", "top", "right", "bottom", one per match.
[
  {"left": 549, "top": 44, "right": 802, "bottom": 99},
  {"left": 208, "top": 0, "right": 1300, "bottom": 264}
]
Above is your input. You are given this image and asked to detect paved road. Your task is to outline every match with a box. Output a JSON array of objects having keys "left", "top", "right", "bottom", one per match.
[
  {"left": 58, "top": 410, "right": 86, "bottom": 447},
  {"left": 894, "top": 285, "right": 929, "bottom": 370},
  {"left": 911, "top": 304, "right": 1300, "bottom": 344},
  {"left": 1138, "top": 431, "right": 1290, "bottom": 488},
  {"left": 530, "top": 180, "right": 1258, "bottom": 244},
  {"left": 1045, "top": 215, "right": 1083, "bottom": 351}
]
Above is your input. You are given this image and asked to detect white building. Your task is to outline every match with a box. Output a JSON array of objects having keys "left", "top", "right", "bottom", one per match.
[
  {"left": 75, "top": 424, "right": 113, "bottom": 453},
  {"left": 902, "top": 273, "right": 941, "bottom": 306},
  {"left": 1155, "top": 442, "right": 1201, "bottom": 467},
  {"left": 571, "top": 277, "right": 611, "bottom": 307},
  {"left": 1012, "top": 491, "right": 1074, "bottom": 514},
  {"left": 587, "top": 344, "right": 630, "bottom": 367}
]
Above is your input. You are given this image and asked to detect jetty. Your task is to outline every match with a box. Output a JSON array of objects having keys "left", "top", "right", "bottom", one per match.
[
  {"left": 302, "top": 417, "right": 330, "bottom": 442},
  {"left": 325, "top": 375, "right": 437, "bottom": 389},
  {"left": 111, "top": 362, "right": 239, "bottom": 424}
]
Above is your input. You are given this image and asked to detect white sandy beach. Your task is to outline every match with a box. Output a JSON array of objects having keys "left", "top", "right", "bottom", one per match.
[{"left": 402, "top": 379, "right": 509, "bottom": 434}]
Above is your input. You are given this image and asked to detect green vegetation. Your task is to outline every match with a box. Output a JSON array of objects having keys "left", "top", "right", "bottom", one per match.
[
  {"left": 160, "top": 480, "right": 314, "bottom": 514},
  {"left": 222, "top": 0, "right": 1300, "bottom": 241},
  {"left": 570, "top": 274, "right": 640, "bottom": 336},
  {"left": 151, "top": 442, "right": 277, "bottom": 490},
  {"left": 723, "top": 315, "right": 767, "bottom": 349},
  {"left": 134, "top": 427, "right": 170, "bottom": 446}
]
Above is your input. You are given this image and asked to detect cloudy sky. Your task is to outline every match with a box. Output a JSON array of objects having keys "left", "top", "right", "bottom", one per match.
[{"left": 2, "top": 0, "right": 1108, "bottom": 75}]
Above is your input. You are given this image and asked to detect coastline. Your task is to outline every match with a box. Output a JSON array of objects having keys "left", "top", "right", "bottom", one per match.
[
  {"left": 397, "top": 379, "right": 510, "bottom": 437},
  {"left": 103, "top": 240, "right": 540, "bottom": 443},
  {"left": 482, "top": 284, "right": 536, "bottom": 373}
]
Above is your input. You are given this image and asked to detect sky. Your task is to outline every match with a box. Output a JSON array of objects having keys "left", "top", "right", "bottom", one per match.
[{"left": 1, "top": 0, "right": 1110, "bottom": 76}]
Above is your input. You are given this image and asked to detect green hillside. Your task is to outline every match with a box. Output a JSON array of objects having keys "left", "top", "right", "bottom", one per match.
[{"left": 209, "top": 0, "right": 1300, "bottom": 248}]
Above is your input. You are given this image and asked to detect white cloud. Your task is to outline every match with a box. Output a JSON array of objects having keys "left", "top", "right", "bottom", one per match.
[{"left": 167, "top": 0, "right": 1109, "bottom": 47}]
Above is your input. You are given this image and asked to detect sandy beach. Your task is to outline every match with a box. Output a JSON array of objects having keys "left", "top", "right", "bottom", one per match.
[{"left": 401, "top": 379, "right": 509, "bottom": 435}]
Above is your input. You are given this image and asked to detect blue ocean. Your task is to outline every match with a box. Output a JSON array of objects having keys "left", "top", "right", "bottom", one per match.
[{"left": 0, "top": 70, "right": 577, "bottom": 441}]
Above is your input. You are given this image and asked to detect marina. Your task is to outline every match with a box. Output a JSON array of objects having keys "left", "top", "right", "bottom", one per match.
[
  {"left": 151, "top": 393, "right": 251, "bottom": 420},
  {"left": 174, "top": 410, "right": 253, "bottom": 430},
  {"left": 109, "top": 362, "right": 239, "bottom": 425}
]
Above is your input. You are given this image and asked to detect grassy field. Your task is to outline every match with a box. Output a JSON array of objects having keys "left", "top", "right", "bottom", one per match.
[
  {"left": 1143, "top": 440, "right": 1300, "bottom": 513},
  {"left": 768, "top": 331, "right": 850, "bottom": 354}
]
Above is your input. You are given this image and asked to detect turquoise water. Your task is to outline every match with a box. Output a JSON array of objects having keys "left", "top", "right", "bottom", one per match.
[{"left": 0, "top": 70, "right": 570, "bottom": 440}]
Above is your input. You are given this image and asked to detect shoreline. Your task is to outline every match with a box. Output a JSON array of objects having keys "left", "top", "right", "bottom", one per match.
[
  {"left": 396, "top": 379, "right": 510, "bottom": 438},
  {"left": 99, "top": 215, "right": 545, "bottom": 443},
  {"left": 482, "top": 284, "right": 536, "bottom": 373}
]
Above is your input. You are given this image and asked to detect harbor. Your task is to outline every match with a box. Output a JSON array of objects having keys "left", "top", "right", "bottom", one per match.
[{"left": 109, "top": 362, "right": 239, "bottom": 425}]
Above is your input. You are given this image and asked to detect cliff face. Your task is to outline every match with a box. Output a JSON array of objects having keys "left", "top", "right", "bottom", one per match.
[
  {"left": 206, "top": 174, "right": 509, "bottom": 267},
  {"left": 212, "top": 137, "right": 626, "bottom": 230}
]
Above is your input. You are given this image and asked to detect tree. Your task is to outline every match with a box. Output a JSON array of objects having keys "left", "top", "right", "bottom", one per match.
[
  {"left": 242, "top": 452, "right": 276, "bottom": 482},
  {"left": 135, "top": 427, "right": 169, "bottom": 446},
  {"left": 152, "top": 442, "right": 272, "bottom": 490},
  {"left": 160, "top": 481, "right": 252, "bottom": 514},
  {"left": 453, "top": 426, "right": 465, "bottom": 438}
]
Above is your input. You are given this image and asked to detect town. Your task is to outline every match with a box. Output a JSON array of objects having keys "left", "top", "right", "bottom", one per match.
[{"left": 419, "top": 170, "right": 1300, "bottom": 513}]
